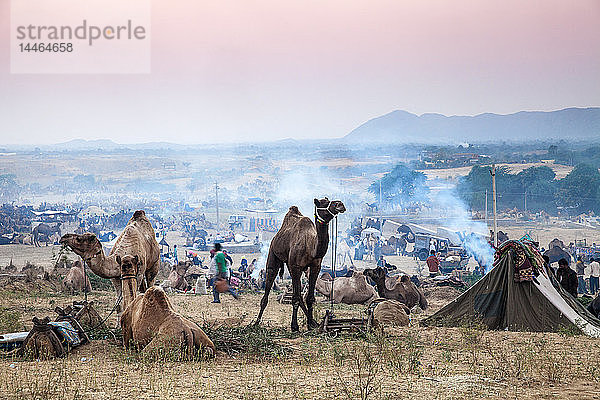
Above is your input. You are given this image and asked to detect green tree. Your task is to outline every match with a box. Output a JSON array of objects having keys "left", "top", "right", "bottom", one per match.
[
  {"left": 558, "top": 163, "right": 600, "bottom": 214},
  {"left": 0, "top": 174, "right": 20, "bottom": 203},
  {"left": 458, "top": 165, "right": 558, "bottom": 213},
  {"left": 369, "top": 164, "right": 427, "bottom": 206},
  {"left": 516, "top": 166, "right": 557, "bottom": 212}
]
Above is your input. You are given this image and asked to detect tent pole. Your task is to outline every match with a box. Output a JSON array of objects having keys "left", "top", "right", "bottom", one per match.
[{"left": 492, "top": 164, "right": 498, "bottom": 248}]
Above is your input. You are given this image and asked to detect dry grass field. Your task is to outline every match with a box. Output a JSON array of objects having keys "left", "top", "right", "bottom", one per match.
[
  {"left": 1, "top": 278, "right": 600, "bottom": 399},
  {"left": 1, "top": 216, "right": 600, "bottom": 400},
  {"left": 418, "top": 162, "right": 574, "bottom": 182}
]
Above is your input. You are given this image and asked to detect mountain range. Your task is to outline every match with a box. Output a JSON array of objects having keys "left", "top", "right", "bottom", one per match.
[{"left": 343, "top": 107, "right": 600, "bottom": 143}]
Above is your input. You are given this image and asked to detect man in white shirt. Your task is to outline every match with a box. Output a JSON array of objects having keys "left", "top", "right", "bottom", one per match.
[{"left": 590, "top": 258, "right": 600, "bottom": 295}]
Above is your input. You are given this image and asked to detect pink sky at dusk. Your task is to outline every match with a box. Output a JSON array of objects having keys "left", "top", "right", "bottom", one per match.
[{"left": 0, "top": 0, "right": 599, "bottom": 144}]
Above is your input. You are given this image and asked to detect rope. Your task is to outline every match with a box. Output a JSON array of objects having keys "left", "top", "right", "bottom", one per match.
[
  {"left": 51, "top": 246, "right": 121, "bottom": 336},
  {"left": 81, "top": 294, "right": 122, "bottom": 334},
  {"left": 330, "top": 215, "right": 338, "bottom": 311},
  {"left": 51, "top": 294, "right": 122, "bottom": 335}
]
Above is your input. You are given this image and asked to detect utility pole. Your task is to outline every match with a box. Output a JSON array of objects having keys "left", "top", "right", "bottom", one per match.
[
  {"left": 379, "top": 179, "right": 383, "bottom": 228},
  {"left": 215, "top": 181, "right": 219, "bottom": 230},
  {"left": 524, "top": 190, "right": 527, "bottom": 214},
  {"left": 491, "top": 164, "right": 498, "bottom": 248},
  {"left": 485, "top": 189, "right": 488, "bottom": 225}
]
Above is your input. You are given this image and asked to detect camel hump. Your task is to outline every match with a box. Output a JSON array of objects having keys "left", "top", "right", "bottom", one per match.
[
  {"left": 133, "top": 210, "right": 146, "bottom": 220},
  {"left": 143, "top": 286, "right": 173, "bottom": 311}
]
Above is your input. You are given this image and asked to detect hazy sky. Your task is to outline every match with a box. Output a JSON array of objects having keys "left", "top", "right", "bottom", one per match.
[{"left": 1, "top": 0, "right": 599, "bottom": 144}]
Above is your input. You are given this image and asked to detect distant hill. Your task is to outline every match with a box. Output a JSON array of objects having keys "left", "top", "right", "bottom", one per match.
[
  {"left": 343, "top": 107, "right": 600, "bottom": 143},
  {"left": 29, "top": 139, "right": 189, "bottom": 151},
  {"left": 50, "top": 139, "right": 121, "bottom": 150}
]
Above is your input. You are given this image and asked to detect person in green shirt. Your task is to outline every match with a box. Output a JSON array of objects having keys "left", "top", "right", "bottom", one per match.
[{"left": 212, "top": 243, "right": 239, "bottom": 303}]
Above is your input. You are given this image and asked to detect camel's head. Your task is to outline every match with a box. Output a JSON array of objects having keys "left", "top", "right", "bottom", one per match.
[
  {"left": 363, "top": 267, "right": 386, "bottom": 282},
  {"left": 175, "top": 261, "right": 191, "bottom": 276},
  {"left": 60, "top": 233, "right": 102, "bottom": 258},
  {"left": 314, "top": 197, "right": 346, "bottom": 223},
  {"left": 117, "top": 255, "right": 139, "bottom": 279}
]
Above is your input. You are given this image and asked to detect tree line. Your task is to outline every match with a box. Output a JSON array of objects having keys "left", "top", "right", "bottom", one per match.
[{"left": 457, "top": 164, "right": 600, "bottom": 215}]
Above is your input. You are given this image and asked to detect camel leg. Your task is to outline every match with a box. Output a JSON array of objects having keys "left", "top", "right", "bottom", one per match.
[
  {"left": 304, "top": 261, "right": 321, "bottom": 330},
  {"left": 290, "top": 268, "right": 311, "bottom": 332},
  {"left": 254, "top": 251, "right": 282, "bottom": 326}
]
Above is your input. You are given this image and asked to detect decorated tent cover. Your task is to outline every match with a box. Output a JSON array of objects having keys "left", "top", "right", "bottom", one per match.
[{"left": 423, "top": 239, "right": 600, "bottom": 337}]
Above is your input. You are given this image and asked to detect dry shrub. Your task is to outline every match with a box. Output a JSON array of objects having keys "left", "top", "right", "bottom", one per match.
[{"left": 0, "top": 307, "right": 23, "bottom": 333}]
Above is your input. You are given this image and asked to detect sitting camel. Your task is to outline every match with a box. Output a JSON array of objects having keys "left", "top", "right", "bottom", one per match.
[
  {"left": 255, "top": 197, "right": 346, "bottom": 331},
  {"left": 315, "top": 272, "right": 377, "bottom": 305},
  {"left": 160, "top": 261, "right": 191, "bottom": 292},
  {"left": 62, "top": 260, "right": 92, "bottom": 294},
  {"left": 363, "top": 267, "right": 428, "bottom": 310},
  {"left": 120, "top": 255, "right": 215, "bottom": 358},
  {"left": 373, "top": 300, "right": 410, "bottom": 328},
  {"left": 60, "top": 210, "right": 159, "bottom": 310}
]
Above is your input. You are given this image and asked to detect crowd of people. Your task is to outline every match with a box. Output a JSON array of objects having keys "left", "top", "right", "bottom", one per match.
[{"left": 573, "top": 256, "right": 600, "bottom": 296}]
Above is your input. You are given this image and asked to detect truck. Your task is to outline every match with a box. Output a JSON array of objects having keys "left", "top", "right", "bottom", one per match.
[{"left": 413, "top": 233, "right": 469, "bottom": 272}]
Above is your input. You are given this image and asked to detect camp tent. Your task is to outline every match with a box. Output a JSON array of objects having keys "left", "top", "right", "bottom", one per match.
[
  {"left": 423, "top": 239, "right": 600, "bottom": 337},
  {"left": 159, "top": 236, "right": 170, "bottom": 253},
  {"left": 78, "top": 206, "right": 107, "bottom": 219}
]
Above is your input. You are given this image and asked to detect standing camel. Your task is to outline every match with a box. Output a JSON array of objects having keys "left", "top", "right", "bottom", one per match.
[
  {"left": 255, "top": 197, "right": 346, "bottom": 331},
  {"left": 32, "top": 223, "right": 61, "bottom": 247},
  {"left": 60, "top": 210, "right": 159, "bottom": 311}
]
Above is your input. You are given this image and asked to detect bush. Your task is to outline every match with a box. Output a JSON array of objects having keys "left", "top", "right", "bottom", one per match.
[{"left": 0, "top": 307, "right": 24, "bottom": 333}]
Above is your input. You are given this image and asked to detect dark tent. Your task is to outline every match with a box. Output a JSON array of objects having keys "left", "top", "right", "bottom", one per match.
[
  {"left": 423, "top": 239, "right": 600, "bottom": 336},
  {"left": 159, "top": 237, "right": 170, "bottom": 253}
]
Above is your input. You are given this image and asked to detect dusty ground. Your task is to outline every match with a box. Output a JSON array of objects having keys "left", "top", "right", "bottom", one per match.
[
  {"left": 1, "top": 279, "right": 600, "bottom": 399},
  {"left": 1, "top": 221, "right": 600, "bottom": 400}
]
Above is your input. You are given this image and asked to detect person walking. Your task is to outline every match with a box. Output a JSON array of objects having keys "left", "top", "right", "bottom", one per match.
[
  {"left": 590, "top": 258, "right": 600, "bottom": 296},
  {"left": 426, "top": 250, "right": 440, "bottom": 278},
  {"left": 557, "top": 258, "right": 578, "bottom": 298},
  {"left": 212, "top": 243, "right": 239, "bottom": 303},
  {"left": 173, "top": 244, "right": 178, "bottom": 265},
  {"left": 576, "top": 256, "right": 588, "bottom": 294}
]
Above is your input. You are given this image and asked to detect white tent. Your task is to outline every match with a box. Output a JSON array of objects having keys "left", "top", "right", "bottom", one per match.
[{"left": 78, "top": 206, "right": 107, "bottom": 219}]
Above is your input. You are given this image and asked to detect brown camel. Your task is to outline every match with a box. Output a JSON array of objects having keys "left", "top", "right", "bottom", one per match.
[
  {"left": 363, "top": 267, "right": 428, "bottom": 310},
  {"left": 255, "top": 197, "right": 346, "bottom": 331},
  {"left": 120, "top": 255, "right": 215, "bottom": 358},
  {"left": 372, "top": 300, "right": 410, "bottom": 328},
  {"left": 60, "top": 210, "right": 160, "bottom": 310},
  {"left": 160, "top": 261, "right": 191, "bottom": 291},
  {"left": 32, "top": 223, "right": 61, "bottom": 247},
  {"left": 315, "top": 272, "right": 378, "bottom": 305},
  {"left": 62, "top": 260, "right": 92, "bottom": 294}
]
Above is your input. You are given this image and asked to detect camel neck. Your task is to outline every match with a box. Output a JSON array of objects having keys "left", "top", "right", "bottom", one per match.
[
  {"left": 375, "top": 279, "right": 386, "bottom": 297},
  {"left": 121, "top": 277, "right": 137, "bottom": 310},
  {"left": 85, "top": 251, "right": 119, "bottom": 280},
  {"left": 314, "top": 218, "right": 330, "bottom": 259}
]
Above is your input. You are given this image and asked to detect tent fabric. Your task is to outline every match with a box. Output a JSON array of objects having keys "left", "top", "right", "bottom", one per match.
[
  {"left": 423, "top": 239, "right": 600, "bottom": 336},
  {"left": 48, "top": 321, "right": 81, "bottom": 345}
]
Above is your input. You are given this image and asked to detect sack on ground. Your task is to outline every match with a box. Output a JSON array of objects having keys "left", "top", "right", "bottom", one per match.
[{"left": 215, "top": 278, "right": 229, "bottom": 293}]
